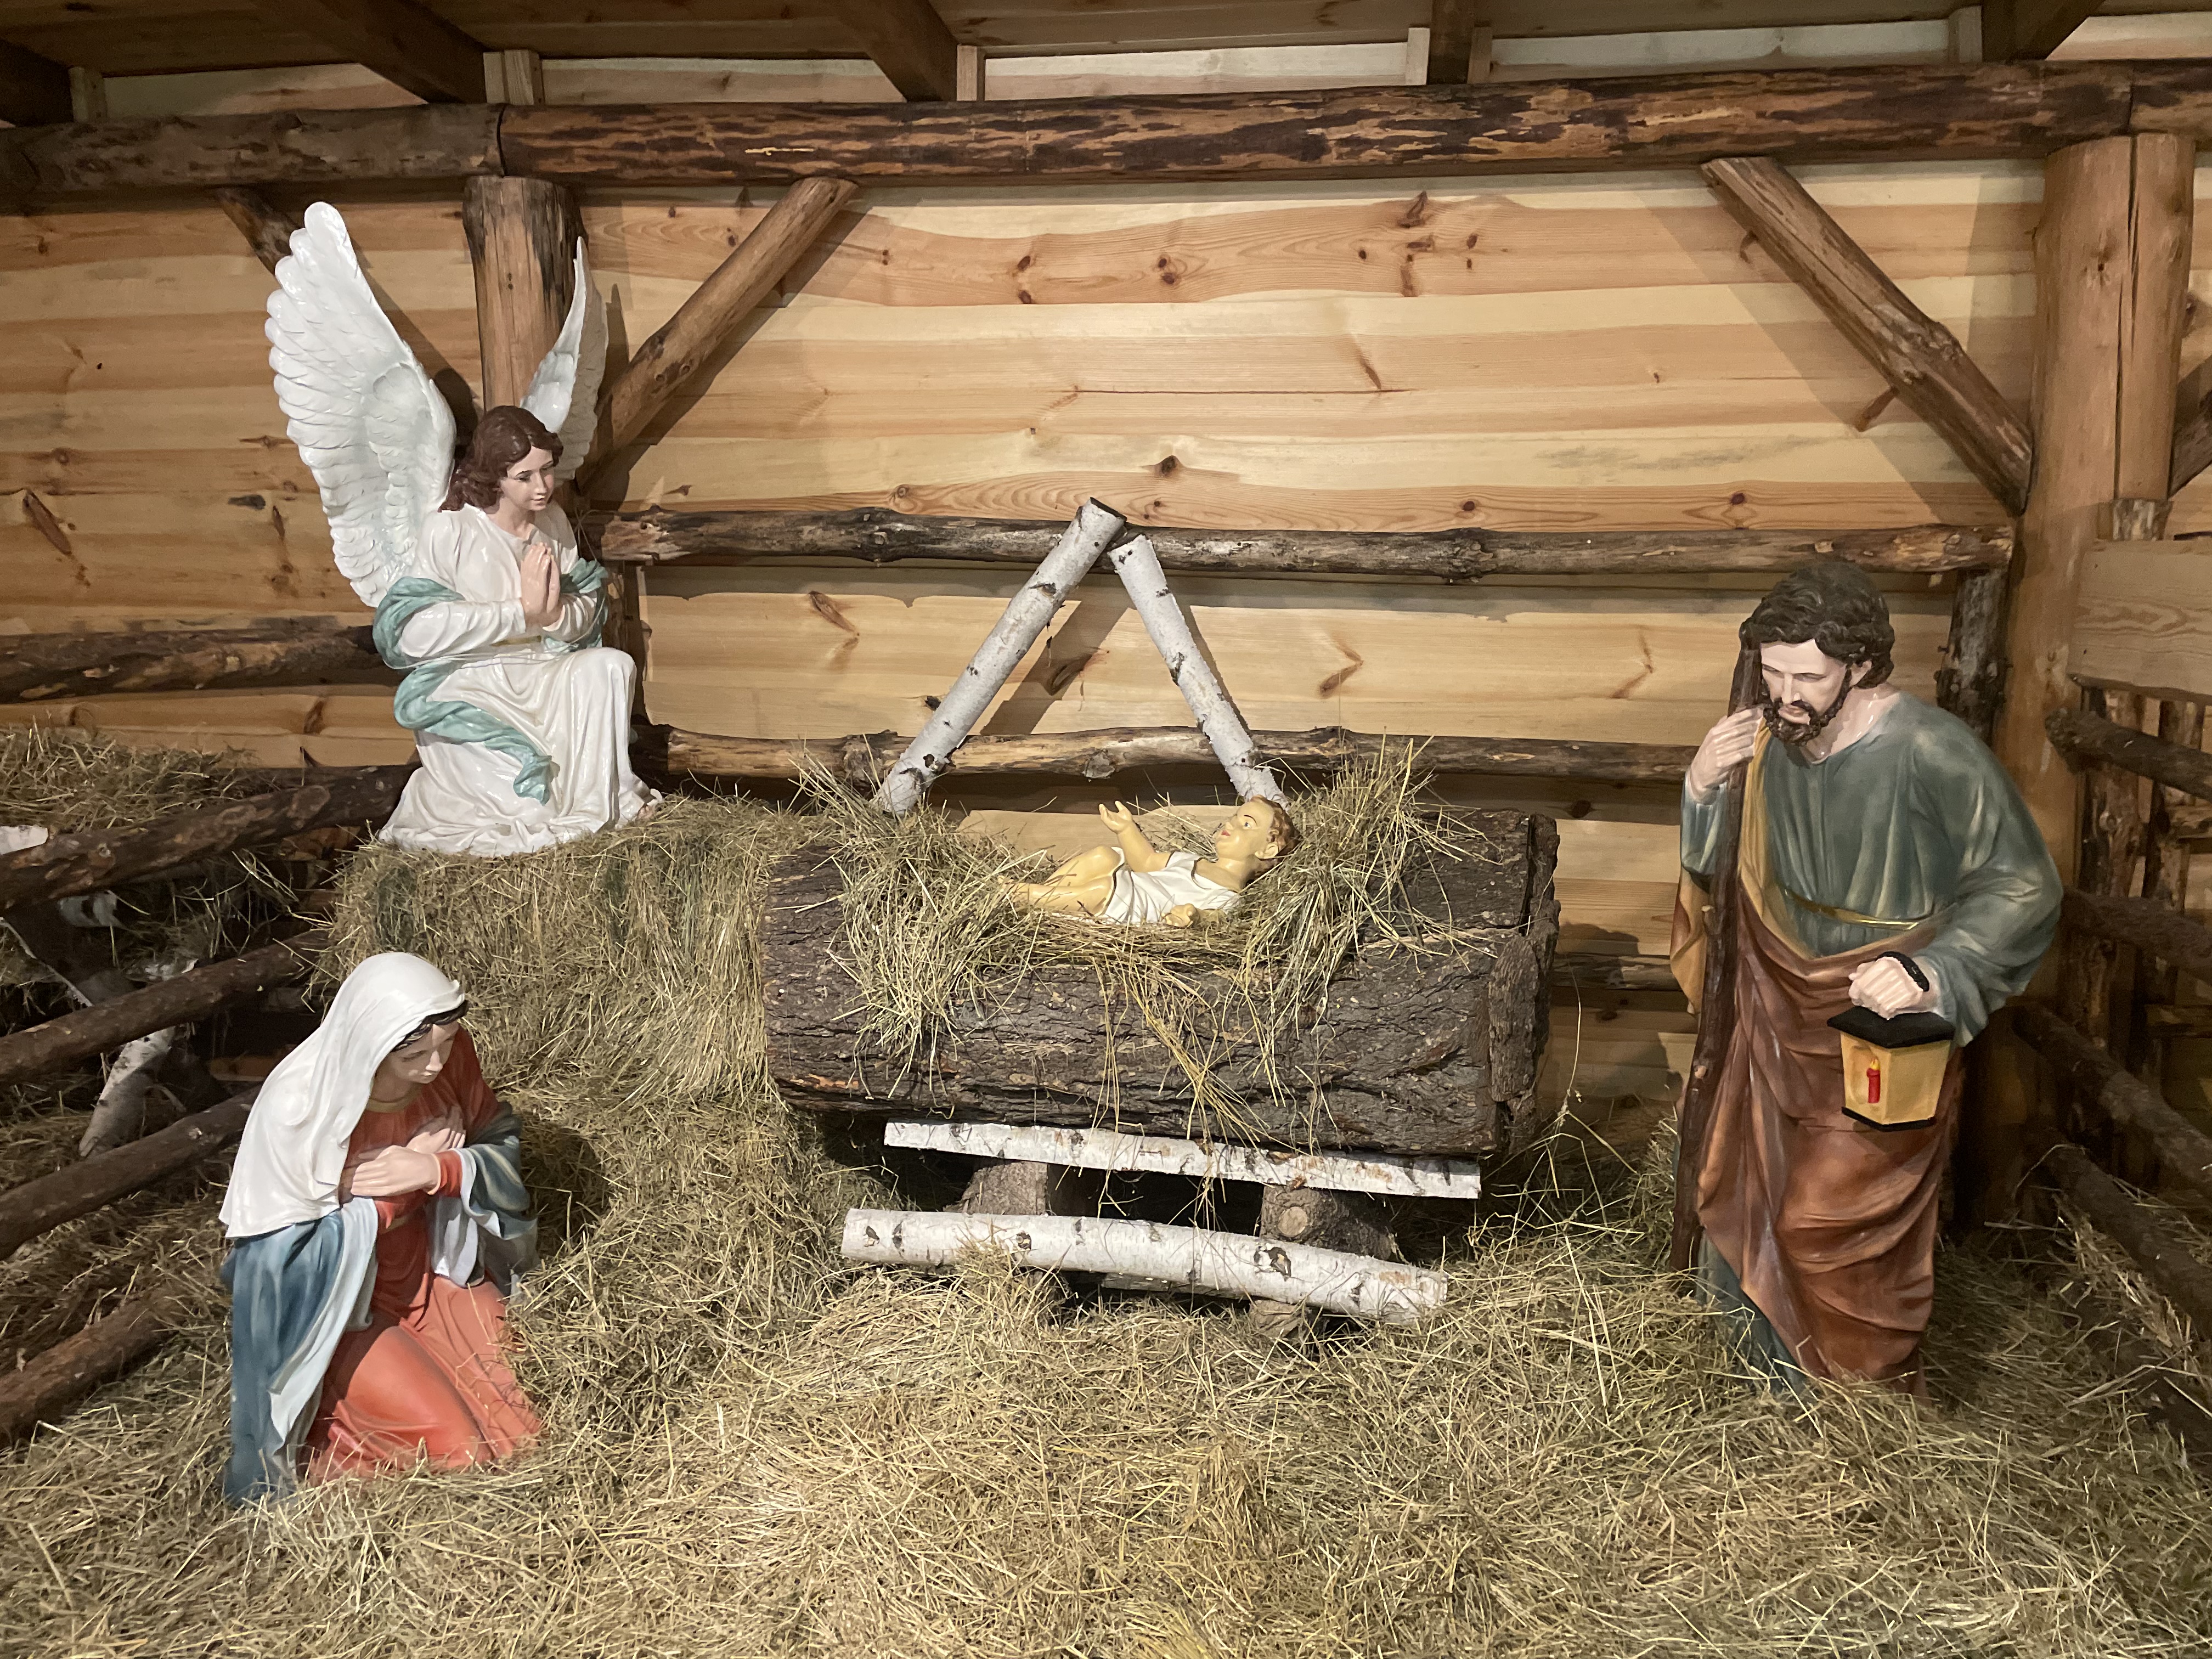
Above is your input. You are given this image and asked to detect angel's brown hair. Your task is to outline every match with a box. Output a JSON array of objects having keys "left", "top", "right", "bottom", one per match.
[{"left": 443, "top": 405, "right": 562, "bottom": 512}]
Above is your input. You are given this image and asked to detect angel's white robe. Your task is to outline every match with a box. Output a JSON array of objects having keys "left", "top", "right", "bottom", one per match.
[{"left": 376, "top": 503, "right": 657, "bottom": 857}]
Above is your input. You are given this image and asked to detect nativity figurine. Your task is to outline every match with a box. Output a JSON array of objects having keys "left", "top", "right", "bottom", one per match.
[
  {"left": 266, "top": 203, "right": 658, "bottom": 857},
  {"left": 219, "top": 952, "right": 539, "bottom": 1505},
  {"left": 1673, "top": 561, "right": 2059, "bottom": 1397},
  {"left": 1008, "top": 798, "right": 1297, "bottom": 927}
]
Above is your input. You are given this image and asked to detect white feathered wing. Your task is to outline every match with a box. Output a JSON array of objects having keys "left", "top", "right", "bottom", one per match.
[
  {"left": 520, "top": 241, "right": 607, "bottom": 484},
  {"left": 265, "top": 202, "right": 456, "bottom": 609}
]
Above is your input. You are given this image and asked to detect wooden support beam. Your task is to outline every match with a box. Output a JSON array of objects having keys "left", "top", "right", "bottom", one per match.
[
  {"left": 2047, "top": 706, "right": 2212, "bottom": 803},
  {"left": 2063, "top": 888, "right": 2212, "bottom": 990},
  {"left": 0, "top": 41, "right": 70, "bottom": 128},
  {"left": 0, "top": 769, "right": 409, "bottom": 913},
  {"left": 481, "top": 48, "right": 544, "bottom": 107},
  {"left": 827, "top": 0, "right": 959, "bottom": 101},
  {"left": 249, "top": 0, "right": 486, "bottom": 104},
  {"left": 0, "top": 619, "right": 385, "bottom": 703},
  {"left": 0, "top": 1091, "right": 255, "bottom": 1261},
  {"left": 66, "top": 66, "right": 104, "bottom": 123},
  {"left": 2118, "top": 134, "right": 2195, "bottom": 502},
  {"left": 2171, "top": 358, "right": 2212, "bottom": 495},
  {"left": 462, "top": 174, "right": 582, "bottom": 413},
  {"left": 0, "top": 1295, "right": 180, "bottom": 1444},
  {"left": 20, "top": 62, "right": 2212, "bottom": 198},
  {"left": 588, "top": 508, "right": 2012, "bottom": 581},
  {"left": 1937, "top": 566, "right": 2011, "bottom": 741},
  {"left": 650, "top": 724, "right": 1693, "bottom": 788},
  {"left": 209, "top": 185, "right": 302, "bottom": 276},
  {"left": 2015, "top": 1003, "right": 2212, "bottom": 1202},
  {"left": 2038, "top": 1140, "right": 2212, "bottom": 1336},
  {"left": 1985, "top": 1, "right": 2102, "bottom": 61},
  {"left": 1426, "top": 2, "right": 1489, "bottom": 87},
  {"left": 1702, "top": 156, "right": 2032, "bottom": 515},
  {"left": 0, "top": 934, "right": 322, "bottom": 1091},
  {"left": 584, "top": 177, "right": 856, "bottom": 495}
]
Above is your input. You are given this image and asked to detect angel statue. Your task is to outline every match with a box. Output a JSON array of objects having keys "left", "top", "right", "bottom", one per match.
[{"left": 266, "top": 203, "right": 658, "bottom": 857}]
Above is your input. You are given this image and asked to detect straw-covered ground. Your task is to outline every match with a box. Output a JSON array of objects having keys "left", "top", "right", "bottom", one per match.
[{"left": 2, "top": 780, "right": 2210, "bottom": 1657}]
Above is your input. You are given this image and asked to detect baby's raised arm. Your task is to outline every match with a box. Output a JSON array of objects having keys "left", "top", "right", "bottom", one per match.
[{"left": 1098, "top": 802, "right": 1172, "bottom": 873}]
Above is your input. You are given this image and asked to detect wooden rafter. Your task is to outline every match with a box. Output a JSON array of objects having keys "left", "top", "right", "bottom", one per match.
[
  {"left": 1984, "top": 0, "right": 2103, "bottom": 61},
  {"left": 0, "top": 38, "right": 70, "bottom": 126},
  {"left": 247, "top": 0, "right": 485, "bottom": 104},
  {"left": 584, "top": 177, "right": 857, "bottom": 494},
  {"left": 21, "top": 60, "right": 2212, "bottom": 199},
  {"left": 827, "top": 0, "right": 959, "bottom": 101},
  {"left": 1702, "top": 155, "right": 2034, "bottom": 515},
  {"left": 1425, "top": 1, "right": 1490, "bottom": 86}
]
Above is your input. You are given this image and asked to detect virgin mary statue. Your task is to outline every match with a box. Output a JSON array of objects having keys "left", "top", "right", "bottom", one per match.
[{"left": 219, "top": 953, "right": 539, "bottom": 1505}]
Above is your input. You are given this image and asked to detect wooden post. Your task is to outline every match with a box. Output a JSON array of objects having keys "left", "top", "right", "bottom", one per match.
[
  {"left": 583, "top": 177, "right": 857, "bottom": 496},
  {"left": 1670, "top": 646, "right": 1767, "bottom": 1272},
  {"left": 462, "top": 176, "right": 583, "bottom": 413},
  {"left": 2132, "top": 696, "right": 2204, "bottom": 1082}
]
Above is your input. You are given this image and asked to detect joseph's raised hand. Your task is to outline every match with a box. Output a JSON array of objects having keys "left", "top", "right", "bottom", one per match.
[{"left": 1685, "top": 707, "right": 1762, "bottom": 797}]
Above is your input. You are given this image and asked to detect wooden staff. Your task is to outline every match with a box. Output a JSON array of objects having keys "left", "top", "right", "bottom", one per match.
[{"left": 1669, "top": 645, "right": 1766, "bottom": 1272}]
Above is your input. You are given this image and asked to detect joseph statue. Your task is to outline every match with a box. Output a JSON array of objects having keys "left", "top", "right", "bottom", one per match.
[{"left": 1674, "top": 562, "right": 2059, "bottom": 1393}]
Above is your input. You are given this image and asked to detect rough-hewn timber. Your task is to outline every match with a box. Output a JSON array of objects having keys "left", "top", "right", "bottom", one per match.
[
  {"left": 0, "top": 619, "right": 388, "bottom": 703},
  {"left": 2015, "top": 1003, "right": 2212, "bottom": 1202},
  {"left": 654, "top": 725, "right": 1695, "bottom": 787},
  {"left": 0, "top": 1091, "right": 255, "bottom": 1261},
  {"left": 0, "top": 934, "right": 323, "bottom": 1090},
  {"left": 2047, "top": 707, "right": 2212, "bottom": 803},
  {"left": 20, "top": 62, "right": 2212, "bottom": 198},
  {"left": 2039, "top": 1140, "right": 2212, "bottom": 1337},
  {"left": 586, "top": 508, "right": 2013, "bottom": 580},
  {"left": 0, "top": 770, "right": 409, "bottom": 912},
  {"left": 764, "top": 812, "right": 1558, "bottom": 1159},
  {"left": 0, "top": 1295, "right": 179, "bottom": 1444}
]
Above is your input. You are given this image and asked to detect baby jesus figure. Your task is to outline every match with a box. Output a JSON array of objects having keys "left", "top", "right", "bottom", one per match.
[{"left": 1007, "top": 798, "right": 1299, "bottom": 927}]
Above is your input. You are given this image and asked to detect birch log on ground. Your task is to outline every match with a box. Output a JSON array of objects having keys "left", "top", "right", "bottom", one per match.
[
  {"left": 1105, "top": 533, "right": 1282, "bottom": 804},
  {"left": 842, "top": 1210, "right": 1445, "bottom": 1323},
  {"left": 765, "top": 810, "right": 1558, "bottom": 1159},
  {"left": 871, "top": 498, "right": 1127, "bottom": 813}
]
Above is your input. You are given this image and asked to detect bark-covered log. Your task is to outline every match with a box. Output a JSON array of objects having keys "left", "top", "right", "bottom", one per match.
[
  {"left": 0, "top": 1295, "right": 180, "bottom": 1444},
  {"left": 2040, "top": 1140, "right": 2212, "bottom": 1337},
  {"left": 765, "top": 810, "right": 1558, "bottom": 1159},
  {"left": 2047, "top": 706, "right": 2212, "bottom": 803},
  {"left": 1702, "top": 156, "right": 2033, "bottom": 515},
  {"left": 0, "top": 104, "right": 501, "bottom": 198},
  {"left": 0, "top": 619, "right": 387, "bottom": 703},
  {"left": 19, "top": 64, "right": 2212, "bottom": 202},
  {"left": 1937, "top": 566, "right": 2011, "bottom": 742},
  {"left": 0, "top": 1090, "right": 255, "bottom": 1261},
  {"left": 586, "top": 506, "right": 2014, "bottom": 580},
  {"left": 0, "top": 933, "right": 323, "bottom": 1091},
  {"left": 464, "top": 174, "right": 582, "bottom": 411},
  {"left": 2015, "top": 1002, "right": 2212, "bottom": 1202},
  {"left": 210, "top": 185, "right": 303, "bottom": 275},
  {"left": 495, "top": 63, "right": 2139, "bottom": 187},
  {"left": 656, "top": 724, "right": 1694, "bottom": 788},
  {"left": 1252, "top": 1183, "right": 1400, "bottom": 1340},
  {"left": 0, "top": 770, "right": 409, "bottom": 912}
]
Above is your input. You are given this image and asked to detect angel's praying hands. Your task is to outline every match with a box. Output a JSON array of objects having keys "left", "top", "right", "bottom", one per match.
[{"left": 518, "top": 538, "right": 562, "bottom": 631}]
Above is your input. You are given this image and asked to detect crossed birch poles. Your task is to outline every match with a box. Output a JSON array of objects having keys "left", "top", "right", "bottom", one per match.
[{"left": 872, "top": 500, "right": 1285, "bottom": 815}]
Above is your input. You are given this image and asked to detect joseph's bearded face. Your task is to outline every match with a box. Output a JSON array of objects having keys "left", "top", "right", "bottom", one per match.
[{"left": 1757, "top": 639, "right": 1863, "bottom": 746}]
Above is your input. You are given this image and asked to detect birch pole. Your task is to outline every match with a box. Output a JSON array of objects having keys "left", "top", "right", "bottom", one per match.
[
  {"left": 1107, "top": 534, "right": 1284, "bottom": 804},
  {"left": 872, "top": 498, "right": 1127, "bottom": 814},
  {"left": 842, "top": 1209, "right": 1446, "bottom": 1323}
]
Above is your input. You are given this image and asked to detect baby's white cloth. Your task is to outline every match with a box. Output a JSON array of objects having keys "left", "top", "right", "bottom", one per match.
[{"left": 1099, "top": 850, "right": 1240, "bottom": 926}]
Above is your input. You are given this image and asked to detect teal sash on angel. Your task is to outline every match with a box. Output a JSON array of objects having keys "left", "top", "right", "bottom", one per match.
[{"left": 373, "top": 559, "right": 608, "bottom": 804}]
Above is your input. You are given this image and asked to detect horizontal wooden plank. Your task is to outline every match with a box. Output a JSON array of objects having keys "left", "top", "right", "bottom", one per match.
[
  {"left": 2070, "top": 538, "right": 2212, "bottom": 702},
  {"left": 638, "top": 567, "right": 1950, "bottom": 745}
]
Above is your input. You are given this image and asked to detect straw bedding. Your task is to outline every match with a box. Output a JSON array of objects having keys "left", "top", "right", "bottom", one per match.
[{"left": 2, "top": 784, "right": 2209, "bottom": 1657}]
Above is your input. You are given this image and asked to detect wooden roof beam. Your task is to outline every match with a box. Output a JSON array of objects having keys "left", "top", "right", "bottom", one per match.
[
  {"left": 1425, "top": 2, "right": 1491, "bottom": 86},
  {"left": 827, "top": 0, "right": 959, "bottom": 101},
  {"left": 249, "top": 0, "right": 486, "bottom": 104},
  {"left": 1985, "top": 0, "right": 2104, "bottom": 62},
  {"left": 16, "top": 60, "right": 2212, "bottom": 199},
  {"left": 1702, "top": 154, "right": 2033, "bottom": 515},
  {"left": 0, "top": 39, "right": 70, "bottom": 127}
]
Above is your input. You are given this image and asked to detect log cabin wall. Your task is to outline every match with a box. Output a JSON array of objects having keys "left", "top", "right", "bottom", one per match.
[{"left": 5, "top": 131, "right": 2211, "bottom": 1110}]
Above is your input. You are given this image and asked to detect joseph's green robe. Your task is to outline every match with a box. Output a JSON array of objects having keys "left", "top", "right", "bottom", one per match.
[
  {"left": 1680, "top": 692, "right": 2059, "bottom": 1043},
  {"left": 1677, "top": 691, "right": 2059, "bottom": 1387}
]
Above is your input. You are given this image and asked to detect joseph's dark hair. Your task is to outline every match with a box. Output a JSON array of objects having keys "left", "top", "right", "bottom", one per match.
[
  {"left": 443, "top": 405, "right": 561, "bottom": 512},
  {"left": 1740, "top": 561, "right": 1894, "bottom": 687}
]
